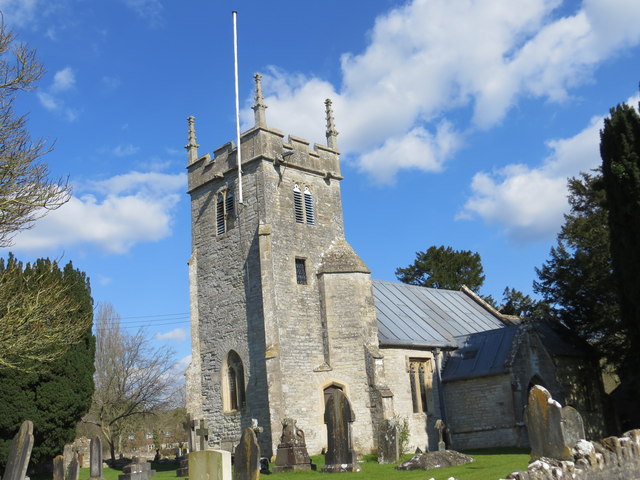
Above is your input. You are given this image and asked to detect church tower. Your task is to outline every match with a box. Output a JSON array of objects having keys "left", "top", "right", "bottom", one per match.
[{"left": 186, "top": 75, "right": 385, "bottom": 456}]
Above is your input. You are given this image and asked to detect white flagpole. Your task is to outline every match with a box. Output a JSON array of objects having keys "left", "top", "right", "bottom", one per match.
[{"left": 232, "top": 10, "right": 243, "bottom": 204}]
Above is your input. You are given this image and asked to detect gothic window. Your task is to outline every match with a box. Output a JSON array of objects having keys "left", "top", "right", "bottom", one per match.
[
  {"left": 216, "top": 188, "right": 234, "bottom": 235},
  {"left": 293, "top": 184, "right": 304, "bottom": 223},
  {"left": 304, "top": 186, "right": 315, "bottom": 225},
  {"left": 409, "top": 358, "right": 433, "bottom": 414},
  {"left": 295, "top": 258, "right": 307, "bottom": 285},
  {"left": 224, "top": 350, "right": 246, "bottom": 412}
]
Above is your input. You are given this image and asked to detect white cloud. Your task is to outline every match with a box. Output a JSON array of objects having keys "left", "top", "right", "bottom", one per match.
[
  {"left": 459, "top": 96, "right": 640, "bottom": 241},
  {"left": 113, "top": 144, "right": 140, "bottom": 157},
  {"left": 10, "top": 171, "right": 187, "bottom": 253},
  {"left": 0, "top": 0, "right": 39, "bottom": 27},
  {"left": 121, "top": 0, "right": 163, "bottom": 27},
  {"left": 251, "top": 0, "right": 640, "bottom": 182},
  {"left": 51, "top": 67, "right": 75, "bottom": 92},
  {"left": 173, "top": 354, "right": 192, "bottom": 375},
  {"left": 155, "top": 328, "right": 187, "bottom": 342}
]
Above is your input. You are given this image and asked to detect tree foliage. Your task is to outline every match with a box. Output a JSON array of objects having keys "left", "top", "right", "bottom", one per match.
[
  {"left": 395, "top": 245, "right": 486, "bottom": 292},
  {"left": 0, "top": 259, "right": 94, "bottom": 470},
  {"left": 84, "top": 303, "right": 179, "bottom": 462},
  {"left": 499, "top": 287, "right": 549, "bottom": 319},
  {"left": 0, "top": 21, "right": 70, "bottom": 248},
  {"left": 534, "top": 172, "right": 624, "bottom": 366},
  {"left": 0, "top": 254, "right": 93, "bottom": 370},
  {"left": 600, "top": 103, "right": 640, "bottom": 370}
]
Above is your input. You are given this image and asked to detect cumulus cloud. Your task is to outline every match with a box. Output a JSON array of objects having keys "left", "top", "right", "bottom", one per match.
[
  {"left": 51, "top": 67, "right": 75, "bottom": 92},
  {"left": 459, "top": 96, "right": 640, "bottom": 241},
  {"left": 10, "top": 171, "right": 187, "bottom": 253},
  {"left": 252, "top": 0, "right": 640, "bottom": 183},
  {"left": 38, "top": 67, "right": 77, "bottom": 121},
  {"left": 155, "top": 328, "right": 187, "bottom": 342},
  {"left": 0, "top": 0, "right": 39, "bottom": 27}
]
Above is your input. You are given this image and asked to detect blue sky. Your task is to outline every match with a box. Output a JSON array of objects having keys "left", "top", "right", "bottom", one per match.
[{"left": 2, "top": 0, "right": 640, "bottom": 372}]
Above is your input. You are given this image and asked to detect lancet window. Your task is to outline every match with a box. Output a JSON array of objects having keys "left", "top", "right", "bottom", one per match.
[{"left": 409, "top": 358, "right": 434, "bottom": 414}]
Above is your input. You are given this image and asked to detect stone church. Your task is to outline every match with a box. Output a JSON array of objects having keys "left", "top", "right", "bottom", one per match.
[{"left": 185, "top": 75, "right": 608, "bottom": 457}]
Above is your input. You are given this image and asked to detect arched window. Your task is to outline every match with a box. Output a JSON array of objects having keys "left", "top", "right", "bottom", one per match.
[
  {"left": 293, "top": 184, "right": 304, "bottom": 223},
  {"left": 304, "top": 186, "right": 315, "bottom": 225},
  {"left": 224, "top": 350, "right": 246, "bottom": 411}
]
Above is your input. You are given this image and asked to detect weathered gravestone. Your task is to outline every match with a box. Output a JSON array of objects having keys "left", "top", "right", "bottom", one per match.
[
  {"left": 377, "top": 419, "right": 399, "bottom": 464},
  {"left": 273, "top": 418, "right": 313, "bottom": 472},
  {"left": 63, "top": 444, "right": 74, "bottom": 475},
  {"left": 435, "top": 419, "right": 446, "bottom": 452},
  {"left": 66, "top": 452, "right": 80, "bottom": 480},
  {"left": 118, "top": 457, "right": 156, "bottom": 480},
  {"left": 188, "top": 450, "right": 231, "bottom": 480},
  {"left": 3, "top": 420, "right": 34, "bottom": 480},
  {"left": 524, "top": 385, "right": 584, "bottom": 461},
  {"left": 234, "top": 427, "right": 260, "bottom": 480},
  {"left": 321, "top": 390, "right": 360, "bottom": 473},
  {"left": 53, "top": 455, "right": 65, "bottom": 480},
  {"left": 90, "top": 436, "right": 103, "bottom": 480}
]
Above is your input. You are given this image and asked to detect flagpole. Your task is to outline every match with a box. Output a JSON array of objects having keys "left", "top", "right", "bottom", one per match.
[{"left": 232, "top": 10, "right": 243, "bottom": 204}]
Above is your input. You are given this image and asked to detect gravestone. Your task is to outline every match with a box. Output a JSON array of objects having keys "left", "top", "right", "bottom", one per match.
[
  {"left": 524, "top": 385, "right": 578, "bottom": 461},
  {"left": 118, "top": 457, "right": 156, "bottom": 480},
  {"left": 67, "top": 452, "right": 80, "bottom": 480},
  {"left": 435, "top": 419, "right": 446, "bottom": 452},
  {"left": 195, "top": 419, "right": 209, "bottom": 452},
  {"left": 377, "top": 419, "right": 399, "bottom": 464},
  {"left": 3, "top": 420, "right": 35, "bottom": 480},
  {"left": 77, "top": 452, "right": 84, "bottom": 468},
  {"left": 63, "top": 444, "right": 74, "bottom": 474},
  {"left": 189, "top": 450, "right": 231, "bottom": 480},
  {"left": 90, "top": 436, "right": 103, "bottom": 480},
  {"left": 234, "top": 427, "right": 260, "bottom": 480},
  {"left": 53, "top": 455, "right": 65, "bottom": 480},
  {"left": 273, "top": 418, "right": 313, "bottom": 472},
  {"left": 561, "top": 405, "right": 586, "bottom": 449},
  {"left": 321, "top": 390, "right": 360, "bottom": 473}
]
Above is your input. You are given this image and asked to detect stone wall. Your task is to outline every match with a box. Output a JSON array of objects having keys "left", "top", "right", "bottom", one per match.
[{"left": 443, "top": 374, "right": 521, "bottom": 450}]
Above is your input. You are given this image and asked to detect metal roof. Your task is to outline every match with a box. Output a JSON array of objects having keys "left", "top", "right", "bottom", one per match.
[
  {"left": 373, "top": 280, "right": 507, "bottom": 349},
  {"left": 441, "top": 327, "right": 518, "bottom": 382}
]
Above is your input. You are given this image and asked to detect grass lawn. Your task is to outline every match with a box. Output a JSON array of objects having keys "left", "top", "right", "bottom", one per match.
[{"left": 76, "top": 448, "right": 529, "bottom": 480}]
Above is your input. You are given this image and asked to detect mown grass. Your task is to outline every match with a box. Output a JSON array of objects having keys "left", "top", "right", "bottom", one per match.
[{"left": 75, "top": 448, "right": 528, "bottom": 480}]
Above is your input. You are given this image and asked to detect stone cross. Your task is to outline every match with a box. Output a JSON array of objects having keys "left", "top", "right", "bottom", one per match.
[
  {"left": 53, "top": 455, "right": 65, "bottom": 480},
  {"left": 3, "top": 420, "right": 35, "bottom": 480},
  {"left": 377, "top": 419, "right": 399, "bottom": 464},
  {"left": 321, "top": 390, "right": 360, "bottom": 473},
  {"left": 524, "top": 385, "right": 581, "bottom": 461},
  {"left": 435, "top": 419, "right": 446, "bottom": 452},
  {"left": 188, "top": 450, "right": 231, "bottom": 480},
  {"left": 195, "top": 419, "right": 209, "bottom": 451},
  {"left": 90, "top": 436, "right": 103, "bottom": 480},
  {"left": 234, "top": 427, "right": 260, "bottom": 480}
]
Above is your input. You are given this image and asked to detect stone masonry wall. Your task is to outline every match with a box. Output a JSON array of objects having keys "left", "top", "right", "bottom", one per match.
[{"left": 443, "top": 374, "right": 521, "bottom": 450}]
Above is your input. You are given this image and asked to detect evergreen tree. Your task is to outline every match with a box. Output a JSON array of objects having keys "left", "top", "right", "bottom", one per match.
[
  {"left": 396, "top": 245, "right": 485, "bottom": 292},
  {"left": 534, "top": 172, "right": 624, "bottom": 366},
  {"left": 600, "top": 103, "right": 640, "bottom": 373},
  {"left": 0, "top": 257, "right": 95, "bottom": 471},
  {"left": 499, "top": 287, "right": 549, "bottom": 319}
]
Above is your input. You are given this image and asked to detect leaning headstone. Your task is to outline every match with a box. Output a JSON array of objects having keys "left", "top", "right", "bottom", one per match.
[
  {"left": 66, "top": 452, "right": 80, "bottom": 480},
  {"left": 90, "top": 436, "right": 103, "bottom": 480},
  {"left": 3, "top": 420, "right": 35, "bottom": 480},
  {"left": 524, "top": 385, "right": 575, "bottom": 461},
  {"left": 189, "top": 450, "right": 231, "bottom": 480},
  {"left": 273, "top": 418, "right": 313, "bottom": 472},
  {"left": 322, "top": 390, "right": 360, "bottom": 473},
  {"left": 234, "top": 427, "right": 260, "bottom": 480},
  {"left": 435, "top": 419, "right": 446, "bottom": 452},
  {"left": 378, "top": 419, "right": 399, "bottom": 464},
  {"left": 53, "top": 455, "right": 65, "bottom": 480},
  {"left": 118, "top": 457, "right": 156, "bottom": 480},
  {"left": 561, "top": 405, "right": 586, "bottom": 449}
]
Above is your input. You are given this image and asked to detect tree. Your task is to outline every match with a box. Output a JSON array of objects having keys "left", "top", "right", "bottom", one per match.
[
  {"left": 0, "top": 258, "right": 94, "bottom": 470},
  {"left": 600, "top": 103, "right": 640, "bottom": 372},
  {"left": 0, "top": 22, "right": 70, "bottom": 247},
  {"left": 0, "top": 254, "right": 92, "bottom": 370},
  {"left": 499, "top": 287, "right": 549, "bottom": 319},
  {"left": 395, "top": 245, "right": 486, "bottom": 292},
  {"left": 534, "top": 172, "right": 624, "bottom": 367},
  {"left": 84, "top": 303, "right": 179, "bottom": 462}
]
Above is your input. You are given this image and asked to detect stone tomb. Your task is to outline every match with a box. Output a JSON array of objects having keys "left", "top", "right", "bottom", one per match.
[
  {"left": 524, "top": 385, "right": 585, "bottom": 461},
  {"left": 4, "top": 420, "right": 35, "bottom": 480},
  {"left": 234, "top": 427, "right": 260, "bottom": 480},
  {"left": 322, "top": 390, "right": 360, "bottom": 473},
  {"left": 189, "top": 450, "right": 231, "bottom": 480},
  {"left": 273, "top": 418, "right": 313, "bottom": 472},
  {"left": 377, "top": 419, "right": 399, "bottom": 464}
]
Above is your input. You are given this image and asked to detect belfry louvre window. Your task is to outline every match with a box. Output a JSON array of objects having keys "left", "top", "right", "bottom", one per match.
[
  {"left": 304, "top": 186, "right": 315, "bottom": 225},
  {"left": 293, "top": 184, "right": 304, "bottom": 223},
  {"left": 216, "top": 189, "right": 234, "bottom": 235},
  {"left": 409, "top": 358, "right": 433, "bottom": 414},
  {"left": 295, "top": 258, "right": 307, "bottom": 285}
]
